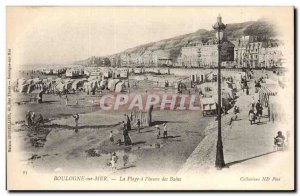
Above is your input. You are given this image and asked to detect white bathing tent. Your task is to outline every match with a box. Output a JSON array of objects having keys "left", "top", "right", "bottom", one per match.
[
  {"left": 108, "top": 79, "right": 120, "bottom": 91},
  {"left": 18, "top": 84, "right": 29, "bottom": 93},
  {"left": 32, "top": 78, "right": 42, "bottom": 84},
  {"left": 115, "top": 81, "right": 126, "bottom": 92},
  {"left": 16, "top": 78, "right": 27, "bottom": 92},
  {"left": 55, "top": 82, "right": 66, "bottom": 92},
  {"left": 99, "top": 79, "right": 108, "bottom": 89},
  {"left": 71, "top": 80, "right": 85, "bottom": 90}
]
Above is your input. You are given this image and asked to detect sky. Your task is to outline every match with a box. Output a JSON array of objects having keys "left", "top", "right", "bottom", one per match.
[{"left": 6, "top": 7, "right": 293, "bottom": 67}]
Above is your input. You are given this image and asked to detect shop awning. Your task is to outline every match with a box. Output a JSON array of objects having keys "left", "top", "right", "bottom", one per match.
[{"left": 259, "top": 86, "right": 277, "bottom": 96}]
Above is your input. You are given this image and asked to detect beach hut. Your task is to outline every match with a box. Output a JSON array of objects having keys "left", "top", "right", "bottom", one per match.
[
  {"left": 16, "top": 78, "right": 26, "bottom": 92},
  {"left": 71, "top": 81, "right": 78, "bottom": 91},
  {"left": 32, "top": 78, "right": 42, "bottom": 84},
  {"left": 108, "top": 79, "right": 120, "bottom": 91},
  {"left": 27, "top": 79, "right": 34, "bottom": 85},
  {"left": 71, "top": 80, "right": 84, "bottom": 91},
  {"left": 99, "top": 80, "right": 108, "bottom": 90},
  {"left": 18, "top": 84, "right": 29, "bottom": 93},
  {"left": 102, "top": 70, "right": 112, "bottom": 79},
  {"left": 30, "top": 89, "right": 44, "bottom": 103},
  {"left": 83, "top": 80, "right": 99, "bottom": 94},
  {"left": 115, "top": 81, "right": 126, "bottom": 92},
  {"left": 27, "top": 84, "right": 35, "bottom": 93},
  {"left": 55, "top": 82, "right": 66, "bottom": 92},
  {"left": 258, "top": 85, "right": 278, "bottom": 107},
  {"left": 201, "top": 98, "right": 217, "bottom": 116},
  {"left": 120, "top": 69, "right": 129, "bottom": 78},
  {"left": 91, "top": 80, "right": 100, "bottom": 89},
  {"left": 83, "top": 82, "right": 91, "bottom": 93},
  {"left": 17, "top": 78, "right": 26, "bottom": 85}
]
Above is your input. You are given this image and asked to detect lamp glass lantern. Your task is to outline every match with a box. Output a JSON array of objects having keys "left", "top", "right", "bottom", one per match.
[{"left": 216, "top": 31, "right": 224, "bottom": 41}]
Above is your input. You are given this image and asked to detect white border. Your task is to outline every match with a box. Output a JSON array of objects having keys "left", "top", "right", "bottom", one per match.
[{"left": 0, "top": 1, "right": 298, "bottom": 195}]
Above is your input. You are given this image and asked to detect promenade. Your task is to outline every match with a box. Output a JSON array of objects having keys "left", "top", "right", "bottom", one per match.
[{"left": 178, "top": 79, "right": 293, "bottom": 180}]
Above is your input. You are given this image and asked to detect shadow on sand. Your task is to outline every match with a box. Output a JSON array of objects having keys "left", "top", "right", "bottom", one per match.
[
  {"left": 142, "top": 129, "right": 155, "bottom": 133},
  {"left": 151, "top": 120, "right": 187, "bottom": 126},
  {"left": 41, "top": 100, "right": 60, "bottom": 104},
  {"left": 158, "top": 135, "right": 181, "bottom": 139},
  {"left": 132, "top": 141, "right": 146, "bottom": 145},
  {"left": 117, "top": 165, "right": 136, "bottom": 170},
  {"left": 42, "top": 122, "right": 121, "bottom": 130},
  {"left": 225, "top": 151, "right": 276, "bottom": 167}
]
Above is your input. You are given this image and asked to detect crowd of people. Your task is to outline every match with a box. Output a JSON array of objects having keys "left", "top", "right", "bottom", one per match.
[
  {"left": 248, "top": 98, "right": 264, "bottom": 125},
  {"left": 106, "top": 113, "right": 170, "bottom": 170}
]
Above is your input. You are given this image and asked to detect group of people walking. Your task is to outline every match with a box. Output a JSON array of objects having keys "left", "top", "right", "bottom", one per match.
[
  {"left": 248, "top": 98, "right": 264, "bottom": 125},
  {"left": 155, "top": 123, "right": 168, "bottom": 139},
  {"left": 108, "top": 112, "right": 169, "bottom": 147}
]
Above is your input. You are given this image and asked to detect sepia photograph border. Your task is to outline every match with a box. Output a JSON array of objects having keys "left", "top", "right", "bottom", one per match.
[{"left": 4, "top": 4, "right": 298, "bottom": 193}]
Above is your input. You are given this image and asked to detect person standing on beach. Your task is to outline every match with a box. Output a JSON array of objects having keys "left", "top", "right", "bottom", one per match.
[
  {"left": 148, "top": 105, "right": 154, "bottom": 126},
  {"left": 255, "top": 100, "right": 263, "bottom": 123},
  {"left": 163, "top": 123, "right": 168, "bottom": 138},
  {"left": 31, "top": 112, "right": 36, "bottom": 125},
  {"left": 65, "top": 95, "right": 69, "bottom": 106},
  {"left": 251, "top": 96, "right": 255, "bottom": 110},
  {"left": 73, "top": 113, "right": 79, "bottom": 133},
  {"left": 233, "top": 106, "right": 239, "bottom": 120},
  {"left": 130, "top": 112, "right": 133, "bottom": 121},
  {"left": 109, "top": 131, "right": 114, "bottom": 143},
  {"left": 25, "top": 111, "right": 32, "bottom": 126},
  {"left": 124, "top": 114, "right": 131, "bottom": 131},
  {"left": 136, "top": 119, "right": 141, "bottom": 133},
  {"left": 246, "top": 86, "right": 249, "bottom": 95},
  {"left": 123, "top": 123, "right": 132, "bottom": 146},
  {"left": 111, "top": 152, "right": 117, "bottom": 170}
]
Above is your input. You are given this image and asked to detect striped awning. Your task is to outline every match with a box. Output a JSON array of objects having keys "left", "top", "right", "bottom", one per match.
[{"left": 259, "top": 86, "right": 277, "bottom": 96}]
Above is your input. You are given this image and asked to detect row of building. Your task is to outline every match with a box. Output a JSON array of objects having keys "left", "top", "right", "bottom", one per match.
[
  {"left": 107, "top": 35, "right": 283, "bottom": 69},
  {"left": 109, "top": 52, "right": 173, "bottom": 68},
  {"left": 178, "top": 38, "right": 236, "bottom": 68},
  {"left": 233, "top": 36, "right": 283, "bottom": 68},
  {"left": 178, "top": 35, "right": 283, "bottom": 68}
]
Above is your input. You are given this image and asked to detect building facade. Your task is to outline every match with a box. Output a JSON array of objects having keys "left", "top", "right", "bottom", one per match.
[
  {"left": 234, "top": 36, "right": 283, "bottom": 68},
  {"left": 179, "top": 42, "right": 202, "bottom": 67},
  {"left": 178, "top": 39, "right": 235, "bottom": 68}
]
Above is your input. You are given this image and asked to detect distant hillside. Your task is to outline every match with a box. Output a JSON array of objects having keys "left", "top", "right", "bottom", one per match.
[{"left": 76, "top": 19, "right": 276, "bottom": 66}]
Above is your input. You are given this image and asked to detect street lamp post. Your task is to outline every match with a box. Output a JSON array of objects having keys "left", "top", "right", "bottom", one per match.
[{"left": 213, "top": 14, "right": 226, "bottom": 169}]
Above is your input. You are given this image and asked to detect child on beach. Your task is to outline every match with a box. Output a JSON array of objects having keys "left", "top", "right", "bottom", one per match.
[
  {"left": 109, "top": 131, "right": 114, "bottom": 143},
  {"left": 65, "top": 95, "right": 69, "bottom": 106},
  {"left": 111, "top": 152, "right": 118, "bottom": 170},
  {"left": 248, "top": 109, "right": 255, "bottom": 125}
]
